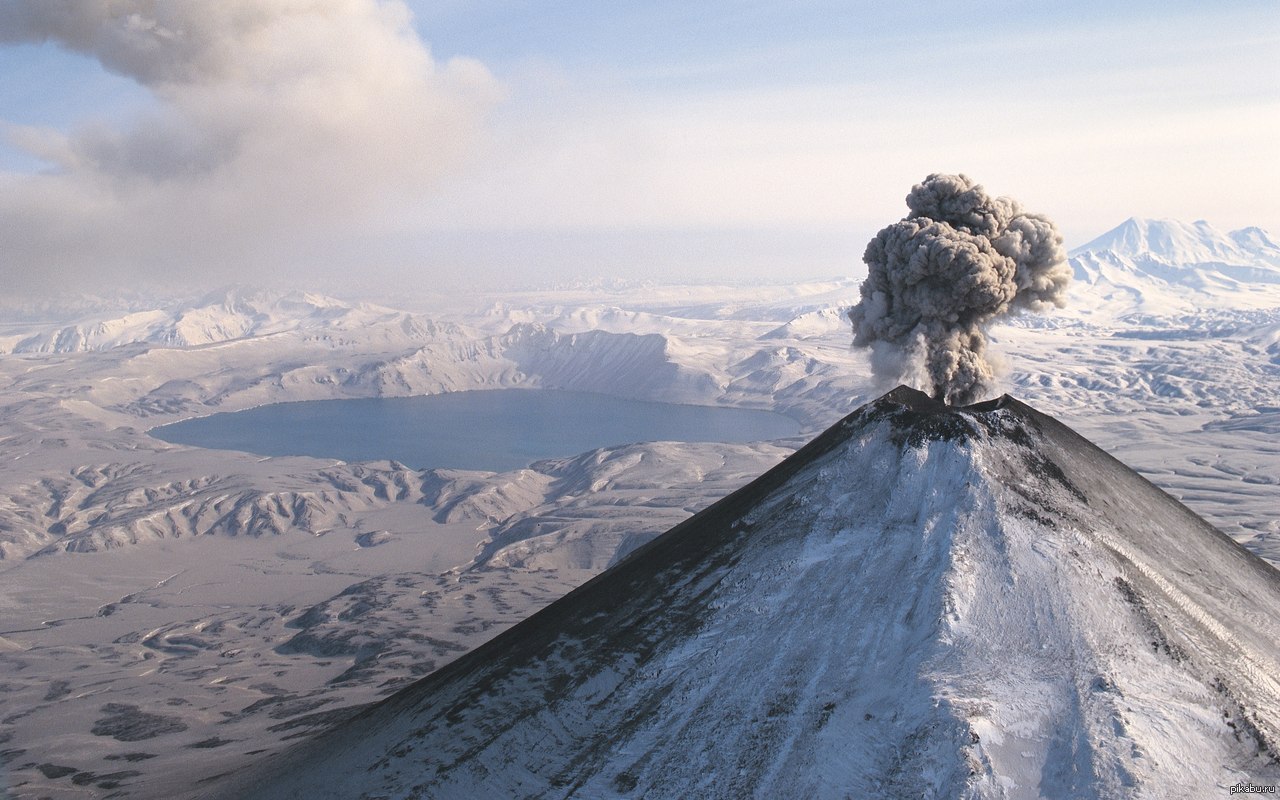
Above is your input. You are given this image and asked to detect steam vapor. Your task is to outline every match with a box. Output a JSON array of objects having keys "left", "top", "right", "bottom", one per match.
[{"left": 848, "top": 174, "right": 1070, "bottom": 404}]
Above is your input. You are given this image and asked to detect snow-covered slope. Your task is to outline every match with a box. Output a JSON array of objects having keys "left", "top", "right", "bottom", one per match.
[
  {"left": 0, "top": 288, "right": 435, "bottom": 354},
  {"left": 759, "top": 306, "right": 849, "bottom": 340},
  {"left": 206, "top": 387, "right": 1280, "bottom": 800},
  {"left": 1067, "top": 218, "right": 1280, "bottom": 319},
  {"left": 1075, "top": 218, "right": 1280, "bottom": 268}
]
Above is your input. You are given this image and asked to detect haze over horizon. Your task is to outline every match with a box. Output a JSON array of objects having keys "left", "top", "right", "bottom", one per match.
[{"left": 1, "top": 0, "right": 1276, "bottom": 299}]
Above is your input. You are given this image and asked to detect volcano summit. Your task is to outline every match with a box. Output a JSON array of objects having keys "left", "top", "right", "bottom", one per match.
[{"left": 205, "top": 387, "right": 1280, "bottom": 800}]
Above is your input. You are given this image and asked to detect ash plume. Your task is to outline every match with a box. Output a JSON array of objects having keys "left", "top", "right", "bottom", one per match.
[
  {"left": 848, "top": 174, "right": 1069, "bottom": 404},
  {"left": 0, "top": 0, "right": 500, "bottom": 296}
]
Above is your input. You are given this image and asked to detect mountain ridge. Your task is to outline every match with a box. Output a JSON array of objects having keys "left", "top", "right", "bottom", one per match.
[
  {"left": 0, "top": 288, "right": 422, "bottom": 354},
  {"left": 1072, "top": 217, "right": 1280, "bottom": 268},
  {"left": 1062, "top": 218, "right": 1280, "bottom": 318},
  {"left": 6, "top": 217, "right": 1276, "bottom": 355}
]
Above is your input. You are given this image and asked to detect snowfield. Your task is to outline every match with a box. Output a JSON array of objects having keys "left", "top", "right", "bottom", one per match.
[{"left": 0, "top": 217, "right": 1277, "bottom": 797}]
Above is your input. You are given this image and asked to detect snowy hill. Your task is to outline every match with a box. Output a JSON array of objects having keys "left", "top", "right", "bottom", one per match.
[
  {"left": 0, "top": 288, "right": 440, "bottom": 354},
  {"left": 205, "top": 387, "right": 1280, "bottom": 800},
  {"left": 1066, "top": 218, "right": 1280, "bottom": 318},
  {"left": 759, "top": 306, "right": 849, "bottom": 340},
  {"left": 1074, "top": 217, "right": 1280, "bottom": 268}
]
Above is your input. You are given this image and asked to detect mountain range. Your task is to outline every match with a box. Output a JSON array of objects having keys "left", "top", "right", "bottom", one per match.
[
  {"left": 1072, "top": 217, "right": 1280, "bottom": 268},
  {"left": 4, "top": 217, "right": 1279, "bottom": 355},
  {"left": 1067, "top": 218, "right": 1280, "bottom": 318}
]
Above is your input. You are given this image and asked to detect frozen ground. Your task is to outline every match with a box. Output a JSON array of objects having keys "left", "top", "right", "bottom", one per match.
[{"left": 0, "top": 217, "right": 1277, "bottom": 797}]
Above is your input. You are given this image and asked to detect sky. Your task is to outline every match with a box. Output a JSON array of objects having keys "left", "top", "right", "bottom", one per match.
[{"left": 0, "top": 0, "right": 1276, "bottom": 300}]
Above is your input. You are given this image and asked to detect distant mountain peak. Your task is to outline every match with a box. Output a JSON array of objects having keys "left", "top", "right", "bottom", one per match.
[
  {"left": 1072, "top": 217, "right": 1280, "bottom": 267},
  {"left": 1232, "top": 226, "right": 1280, "bottom": 252},
  {"left": 212, "top": 386, "right": 1280, "bottom": 800}
]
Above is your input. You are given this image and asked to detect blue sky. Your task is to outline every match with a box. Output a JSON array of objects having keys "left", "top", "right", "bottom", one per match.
[{"left": 0, "top": 1, "right": 1275, "bottom": 297}]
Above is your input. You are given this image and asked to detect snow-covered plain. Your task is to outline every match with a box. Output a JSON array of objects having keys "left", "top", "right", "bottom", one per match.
[{"left": 0, "top": 217, "right": 1277, "bottom": 797}]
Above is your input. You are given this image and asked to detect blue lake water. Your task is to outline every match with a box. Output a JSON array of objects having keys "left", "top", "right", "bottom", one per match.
[{"left": 150, "top": 390, "right": 801, "bottom": 472}]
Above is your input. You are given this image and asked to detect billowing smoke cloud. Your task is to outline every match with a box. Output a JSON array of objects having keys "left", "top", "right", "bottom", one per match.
[
  {"left": 0, "top": 1, "right": 500, "bottom": 296},
  {"left": 848, "top": 174, "right": 1070, "bottom": 404}
]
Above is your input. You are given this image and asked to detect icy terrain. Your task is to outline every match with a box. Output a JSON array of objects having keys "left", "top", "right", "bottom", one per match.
[
  {"left": 210, "top": 388, "right": 1280, "bottom": 800},
  {"left": 0, "top": 217, "right": 1277, "bottom": 797}
]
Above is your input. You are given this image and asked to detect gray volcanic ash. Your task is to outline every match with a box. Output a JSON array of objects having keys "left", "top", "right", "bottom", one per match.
[{"left": 849, "top": 174, "right": 1071, "bottom": 404}]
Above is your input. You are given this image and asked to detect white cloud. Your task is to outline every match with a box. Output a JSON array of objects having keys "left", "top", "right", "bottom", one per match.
[{"left": 0, "top": 0, "right": 501, "bottom": 295}]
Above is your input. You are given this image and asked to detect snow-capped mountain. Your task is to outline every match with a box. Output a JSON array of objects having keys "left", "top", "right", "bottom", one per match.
[
  {"left": 205, "top": 387, "right": 1280, "bottom": 800},
  {"left": 1074, "top": 217, "right": 1280, "bottom": 268},
  {"left": 1066, "top": 218, "right": 1280, "bottom": 318}
]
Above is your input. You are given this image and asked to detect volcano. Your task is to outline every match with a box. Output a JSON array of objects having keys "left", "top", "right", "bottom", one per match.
[{"left": 203, "top": 387, "right": 1280, "bottom": 799}]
